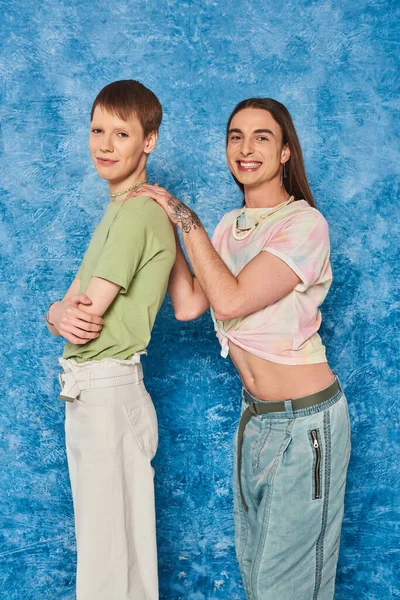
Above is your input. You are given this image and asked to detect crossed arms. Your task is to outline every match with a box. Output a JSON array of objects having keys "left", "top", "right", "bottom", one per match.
[{"left": 47, "top": 276, "right": 120, "bottom": 344}]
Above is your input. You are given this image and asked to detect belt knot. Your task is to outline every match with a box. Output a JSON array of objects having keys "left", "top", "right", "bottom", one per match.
[
  {"left": 58, "top": 372, "right": 80, "bottom": 402},
  {"left": 249, "top": 402, "right": 260, "bottom": 416}
]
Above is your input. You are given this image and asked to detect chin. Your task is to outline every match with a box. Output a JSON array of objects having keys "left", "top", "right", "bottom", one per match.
[
  {"left": 95, "top": 171, "right": 112, "bottom": 182},
  {"left": 234, "top": 173, "right": 260, "bottom": 186}
]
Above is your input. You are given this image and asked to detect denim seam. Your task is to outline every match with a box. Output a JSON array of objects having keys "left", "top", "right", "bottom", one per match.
[
  {"left": 250, "top": 421, "right": 293, "bottom": 599},
  {"left": 237, "top": 499, "right": 249, "bottom": 573},
  {"left": 234, "top": 442, "right": 250, "bottom": 589},
  {"left": 313, "top": 410, "right": 331, "bottom": 599},
  {"left": 237, "top": 500, "right": 250, "bottom": 593}
]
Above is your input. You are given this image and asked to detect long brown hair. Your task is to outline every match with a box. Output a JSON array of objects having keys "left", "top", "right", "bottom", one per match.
[{"left": 226, "top": 98, "right": 316, "bottom": 208}]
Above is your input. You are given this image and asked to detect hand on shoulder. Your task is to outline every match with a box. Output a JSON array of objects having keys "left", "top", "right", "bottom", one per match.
[{"left": 127, "top": 183, "right": 202, "bottom": 234}]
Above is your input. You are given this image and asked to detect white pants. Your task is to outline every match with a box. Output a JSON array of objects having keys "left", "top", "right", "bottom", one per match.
[{"left": 59, "top": 355, "right": 159, "bottom": 600}]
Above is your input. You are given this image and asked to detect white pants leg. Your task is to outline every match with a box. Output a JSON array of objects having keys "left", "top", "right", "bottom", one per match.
[{"left": 62, "top": 357, "right": 159, "bottom": 600}]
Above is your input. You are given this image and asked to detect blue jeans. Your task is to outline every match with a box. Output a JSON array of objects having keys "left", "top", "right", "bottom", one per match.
[{"left": 233, "top": 383, "right": 351, "bottom": 600}]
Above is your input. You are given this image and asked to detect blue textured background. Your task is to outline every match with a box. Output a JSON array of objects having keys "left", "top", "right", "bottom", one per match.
[{"left": 0, "top": 1, "right": 399, "bottom": 598}]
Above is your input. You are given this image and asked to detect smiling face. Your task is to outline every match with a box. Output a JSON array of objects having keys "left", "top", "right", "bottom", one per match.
[
  {"left": 89, "top": 105, "right": 157, "bottom": 195},
  {"left": 226, "top": 107, "right": 290, "bottom": 191}
]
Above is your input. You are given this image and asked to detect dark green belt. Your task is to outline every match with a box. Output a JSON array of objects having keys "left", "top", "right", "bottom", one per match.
[{"left": 237, "top": 378, "right": 341, "bottom": 511}]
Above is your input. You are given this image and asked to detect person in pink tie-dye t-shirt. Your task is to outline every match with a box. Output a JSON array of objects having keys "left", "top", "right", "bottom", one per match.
[{"left": 131, "top": 99, "right": 351, "bottom": 600}]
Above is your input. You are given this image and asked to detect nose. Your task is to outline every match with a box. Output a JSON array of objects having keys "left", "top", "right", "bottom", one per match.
[
  {"left": 100, "top": 133, "right": 114, "bottom": 153},
  {"left": 240, "top": 137, "right": 254, "bottom": 156}
]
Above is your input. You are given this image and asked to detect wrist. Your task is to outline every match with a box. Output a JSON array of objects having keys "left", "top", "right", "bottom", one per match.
[
  {"left": 45, "top": 301, "right": 58, "bottom": 326},
  {"left": 179, "top": 211, "right": 202, "bottom": 235}
]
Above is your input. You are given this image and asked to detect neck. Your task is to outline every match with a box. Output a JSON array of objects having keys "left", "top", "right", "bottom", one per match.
[
  {"left": 244, "top": 178, "right": 288, "bottom": 208},
  {"left": 108, "top": 167, "right": 147, "bottom": 201}
]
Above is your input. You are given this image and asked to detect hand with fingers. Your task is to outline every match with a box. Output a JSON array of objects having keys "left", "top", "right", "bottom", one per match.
[
  {"left": 48, "top": 294, "right": 104, "bottom": 345},
  {"left": 127, "top": 183, "right": 202, "bottom": 234}
]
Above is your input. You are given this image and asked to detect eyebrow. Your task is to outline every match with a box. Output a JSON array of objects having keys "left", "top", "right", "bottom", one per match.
[
  {"left": 228, "top": 128, "right": 275, "bottom": 136},
  {"left": 90, "top": 123, "right": 130, "bottom": 130}
]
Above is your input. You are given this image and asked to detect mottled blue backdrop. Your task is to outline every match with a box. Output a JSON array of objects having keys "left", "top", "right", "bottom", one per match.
[{"left": 0, "top": 0, "right": 399, "bottom": 598}]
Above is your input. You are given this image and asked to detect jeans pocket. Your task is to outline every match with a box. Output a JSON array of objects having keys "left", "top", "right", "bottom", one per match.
[
  {"left": 309, "top": 428, "right": 322, "bottom": 500},
  {"left": 252, "top": 421, "right": 271, "bottom": 471},
  {"left": 124, "top": 396, "right": 159, "bottom": 460}
]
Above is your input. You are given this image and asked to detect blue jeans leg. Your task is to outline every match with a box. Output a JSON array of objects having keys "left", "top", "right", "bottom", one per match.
[{"left": 233, "top": 391, "right": 351, "bottom": 600}]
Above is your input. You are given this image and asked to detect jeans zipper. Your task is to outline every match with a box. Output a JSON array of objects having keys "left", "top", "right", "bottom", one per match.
[{"left": 311, "top": 430, "right": 321, "bottom": 499}]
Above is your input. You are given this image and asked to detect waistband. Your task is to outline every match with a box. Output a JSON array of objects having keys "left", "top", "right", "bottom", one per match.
[
  {"left": 58, "top": 353, "right": 145, "bottom": 403},
  {"left": 243, "top": 377, "right": 341, "bottom": 416}
]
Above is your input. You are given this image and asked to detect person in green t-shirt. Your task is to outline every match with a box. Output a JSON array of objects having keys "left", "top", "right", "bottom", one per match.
[{"left": 45, "top": 80, "right": 175, "bottom": 600}]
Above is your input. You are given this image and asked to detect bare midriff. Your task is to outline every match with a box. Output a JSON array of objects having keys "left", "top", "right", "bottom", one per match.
[{"left": 228, "top": 340, "right": 335, "bottom": 402}]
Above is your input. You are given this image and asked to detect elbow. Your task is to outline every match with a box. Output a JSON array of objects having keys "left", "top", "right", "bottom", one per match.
[
  {"left": 174, "top": 308, "right": 201, "bottom": 321},
  {"left": 213, "top": 309, "right": 227, "bottom": 321},
  {"left": 174, "top": 308, "right": 191, "bottom": 321},
  {"left": 213, "top": 303, "right": 238, "bottom": 322},
  {"left": 171, "top": 295, "right": 209, "bottom": 321},
  {"left": 213, "top": 302, "right": 255, "bottom": 321},
  {"left": 211, "top": 291, "right": 245, "bottom": 321},
  {"left": 213, "top": 310, "right": 235, "bottom": 321}
]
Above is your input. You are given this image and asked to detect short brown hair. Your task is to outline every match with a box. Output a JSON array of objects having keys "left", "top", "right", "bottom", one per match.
[
  {"left": 226, "top": 98, "right": 316, "bottom": 208},
  {"left": 91, "top": 80, "right": 162, "bottom": 137}
]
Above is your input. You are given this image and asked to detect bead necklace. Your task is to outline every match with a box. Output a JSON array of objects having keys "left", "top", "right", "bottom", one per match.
[
  {"left": 232, "top": 195, "right": 295, "bottom": 240},
  {"left": 109, "top": 179, "right": 147, "bottom": 199}
]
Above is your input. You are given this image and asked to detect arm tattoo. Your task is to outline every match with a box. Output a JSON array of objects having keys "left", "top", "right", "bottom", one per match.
[{"left": 167, "top": 196, "right": 202, "bottom": 233}]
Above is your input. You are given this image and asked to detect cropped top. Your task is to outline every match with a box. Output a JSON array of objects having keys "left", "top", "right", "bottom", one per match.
[{"left": 210, "top": 200, "right": 332, "bottom": 365}]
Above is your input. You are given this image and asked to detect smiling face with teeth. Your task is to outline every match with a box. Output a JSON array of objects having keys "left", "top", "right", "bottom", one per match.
[{"left": 226, "top": 107, "right": 290, "bottom": 196}]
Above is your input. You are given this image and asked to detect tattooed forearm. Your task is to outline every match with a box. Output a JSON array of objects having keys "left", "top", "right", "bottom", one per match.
[{"left": 167, "top": 196, "right": 202, "bottom": 233}]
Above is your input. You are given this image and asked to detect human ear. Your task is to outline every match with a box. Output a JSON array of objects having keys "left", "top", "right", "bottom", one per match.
[
  {"left": 281, "top": 144, "right": 291, "bottom": 164},
  {"left": 144, "top": 131, "right": 158, "bottom": 155}
]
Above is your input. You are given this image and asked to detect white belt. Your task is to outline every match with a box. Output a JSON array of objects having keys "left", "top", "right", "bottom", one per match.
[{"left": 58, "top": 360, "right": 144, "bottom": 403}]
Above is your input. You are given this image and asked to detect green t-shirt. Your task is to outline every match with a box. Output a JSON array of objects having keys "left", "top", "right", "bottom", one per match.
[{"left": 63, "top": 195, "right": 176, "bottom": 362}]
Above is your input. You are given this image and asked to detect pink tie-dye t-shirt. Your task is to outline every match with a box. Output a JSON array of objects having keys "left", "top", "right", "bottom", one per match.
[{"left": 211, "top": 200, "right": 332, "bottom": 365}]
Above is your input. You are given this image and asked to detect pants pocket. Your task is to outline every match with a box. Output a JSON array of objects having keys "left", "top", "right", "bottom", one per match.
[
  {"left": 252, "top": 421, "right": 271, "bottom": 471},
  {"left": 124, "top": 396, "right": 158, "bottom": 460},
  {"left": 309, "top": 428, "right": 322, "bottom": 500}
]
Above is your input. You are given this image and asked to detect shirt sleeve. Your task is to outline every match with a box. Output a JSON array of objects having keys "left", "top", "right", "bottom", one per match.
[
  {"left": 92, "top": 205, "right": 149, "bottom": 293},
  {"left": 262, "top": 212, "right": 330, "bottom": 291}
]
